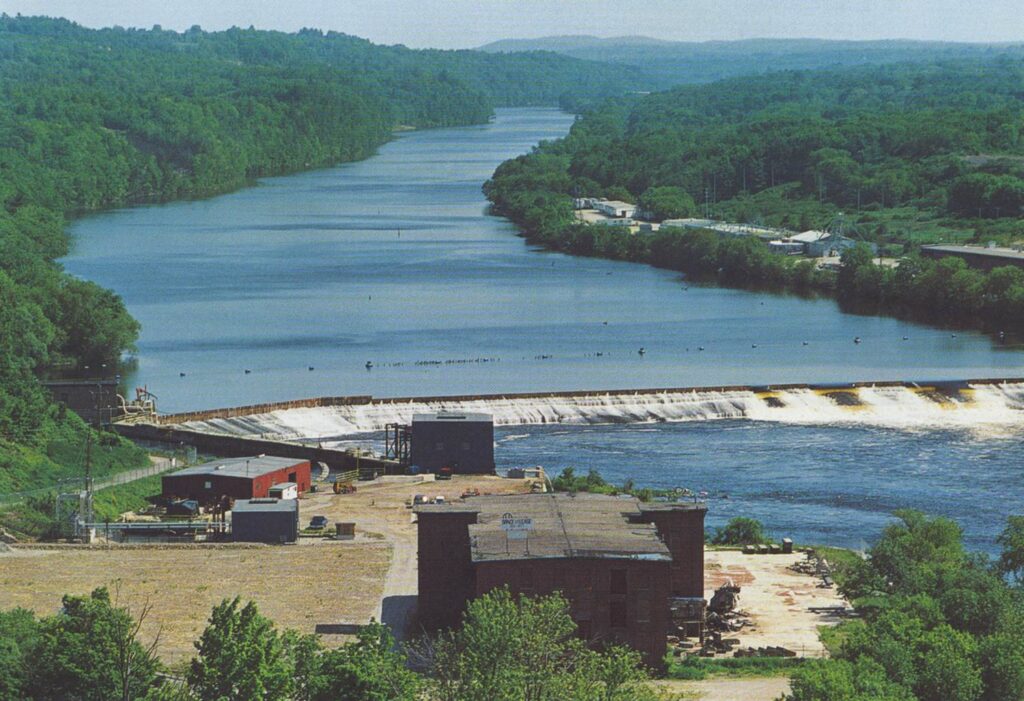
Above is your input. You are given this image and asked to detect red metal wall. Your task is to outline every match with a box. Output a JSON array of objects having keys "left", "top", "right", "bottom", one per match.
[
  {"left": 162, "top": 461, "right": 311, "bottom": 503},
  {"left": 474, "top": 558, "right": 671, "bottom": 670}
]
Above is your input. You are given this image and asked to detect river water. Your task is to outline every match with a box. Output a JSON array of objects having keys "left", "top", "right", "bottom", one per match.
[{"left": 64, "top": 108, "right": 1024, "bottom": 551}]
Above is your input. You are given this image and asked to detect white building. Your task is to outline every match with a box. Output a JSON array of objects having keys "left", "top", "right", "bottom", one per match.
[
  {"left": 593, "top": 199, "right": 637, "bottom": 218},
  {"left": 268, "top": 482, "right": 298, "bottom": 500}
]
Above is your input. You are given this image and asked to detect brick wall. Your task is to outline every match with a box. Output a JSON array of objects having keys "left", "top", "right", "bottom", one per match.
[{"left": 416, "top": 511, "right": 479, "bottom": 631}]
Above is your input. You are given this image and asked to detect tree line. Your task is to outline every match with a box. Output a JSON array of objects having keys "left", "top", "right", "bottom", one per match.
[
  {"left": 483, "top": 56, "right": 1024, "bottom": 335},
  {"left": 0, "top": 15, "right": 635, "bottom": 506},
  {"left": 0, "top": 587, "right": 660, "bottom": 701}
]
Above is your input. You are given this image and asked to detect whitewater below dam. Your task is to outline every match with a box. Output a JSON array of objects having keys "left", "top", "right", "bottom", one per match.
[
  {"left": 62, "top": 109, "right": 1024, "bottom": 551},
  {"left": 180, "top": 382, "right": 1024, "bottom": 440}
]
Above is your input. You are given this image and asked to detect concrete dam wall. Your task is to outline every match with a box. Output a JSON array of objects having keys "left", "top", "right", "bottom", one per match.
[{"left": 147, "top": 378, "right": 1024, "bottom": 443}]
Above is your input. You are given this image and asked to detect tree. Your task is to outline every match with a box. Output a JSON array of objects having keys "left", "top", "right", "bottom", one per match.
[
  {"left": 711, "top": 517, "right": 768, "bottom": 546},
  {"left": 788, "top": 657, "right": 915, "bottom": 701},
  {"left": 996, "top": 515, "right": 1024, "bottom": 582},
  {"left": 428, "top": 588, "right": 655, "bottom": 701},
  {"left": 311, "top": 622, "right": 419, "bottom": 701},
  {"left": 980, "top": 626, "right": 1024, "bottom": 701},
  {"left": 0, "top": 608, "right": 40, "bottom": 701},
  {"left": 187, "top": 598, "right": 293, "bottom": 701},
  {"left": 638, "top": 186, "right": 696, "bottom": 220},
  {"left": 26, "top": 587, "right": 160, "bottom": 701}
]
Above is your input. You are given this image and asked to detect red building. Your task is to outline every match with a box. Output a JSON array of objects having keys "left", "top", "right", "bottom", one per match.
[
  {"left": 162, "top": 456, "right": 311, "bottom": 505},
  {"left": 415, "top": 492, "right": 706, "bottom": 669}
]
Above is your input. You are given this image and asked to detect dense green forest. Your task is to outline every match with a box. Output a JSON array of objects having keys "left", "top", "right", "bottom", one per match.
[
  {"left": 0, "top": 15, "right": 635, "bottom": 527},
  {"left": 480, "top": 35, "right": 1024, "bottom": 91},
  {"left": 484, "top": 57, "right": 1024, "bottom": 332}
]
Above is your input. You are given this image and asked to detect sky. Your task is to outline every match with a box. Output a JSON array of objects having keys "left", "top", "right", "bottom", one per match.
[{"left": 4, "top": 0, "right": 1024, "bottom": 48}]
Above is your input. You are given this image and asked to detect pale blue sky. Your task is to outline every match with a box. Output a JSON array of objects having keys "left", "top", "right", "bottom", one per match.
[{"left": 4, "top": 0, "right": 1023, "bottom": 48}]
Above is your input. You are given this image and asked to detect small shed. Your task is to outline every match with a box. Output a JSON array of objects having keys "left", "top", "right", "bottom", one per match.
[
  {"left": 410, "top": 412, "right": 495, "bottom": 475},
  {"left": 269, "top": 482, "right": 298, "bottom": 500},
  {"left": 232, "top": 498, "right": 299, "bottom": 544}
]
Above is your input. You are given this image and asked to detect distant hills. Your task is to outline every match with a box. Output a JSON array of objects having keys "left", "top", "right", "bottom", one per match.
[{"left": 479, "top": 35, "right": 1024, "bottom": 88}]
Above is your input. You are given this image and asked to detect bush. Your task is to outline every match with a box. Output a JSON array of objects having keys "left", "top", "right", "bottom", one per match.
[{"left": 711, "top": 517, "right": 769, "bottom": 546}]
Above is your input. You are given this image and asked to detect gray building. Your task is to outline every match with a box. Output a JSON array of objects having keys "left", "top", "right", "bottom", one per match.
[
  {"left": 232, "top": 498, "right": 299, "bottom": 543},
  {"left": 921, "top": 244, "right": 1024, "bottom": 272},
  {"left": 409, "top": 412, "right": 495, "bottom": 475}
]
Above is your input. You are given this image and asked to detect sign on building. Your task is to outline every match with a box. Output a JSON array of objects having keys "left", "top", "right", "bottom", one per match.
[{"left": 500, "top": 512, "right": 533, "bottom": 540}]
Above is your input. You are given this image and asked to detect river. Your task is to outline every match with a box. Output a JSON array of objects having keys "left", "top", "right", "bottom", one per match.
[{"left": 63, "top": 108, "right": 1024, "bottom": 551}]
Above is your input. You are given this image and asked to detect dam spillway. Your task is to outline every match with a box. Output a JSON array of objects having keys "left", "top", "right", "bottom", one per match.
[{"left": 161, "top": 379, "right": 1024, "bottom": 442}]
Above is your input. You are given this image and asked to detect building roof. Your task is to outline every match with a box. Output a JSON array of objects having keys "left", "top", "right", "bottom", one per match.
[
  {"left": 790, "top": 229, "right": 830, "bottom": 243},
  {"left": 232, "top": 498, "right": 297, "bottom": 513},
  {"left": 412, "top": 412, "right": 493, "bottom": 423},
  {"left": 922, "top": 244, "right": 1024, "bottom": 261},
  {"left": 418, "top": 492, "right": 701, "bottom": 563},
  {"left": 269, "top": 482, "right": 297, "bottom": 490},
  {"left": 166, "top": 456, "right": 305, "bottom": 481}
]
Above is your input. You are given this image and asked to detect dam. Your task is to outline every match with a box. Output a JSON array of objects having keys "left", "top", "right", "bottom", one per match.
[
  {"left": 149, "top": 378, "right": 1024, "bottom": 442},
  {"left": 115, "top": 377, "right": 1024, "bottom": 553}
]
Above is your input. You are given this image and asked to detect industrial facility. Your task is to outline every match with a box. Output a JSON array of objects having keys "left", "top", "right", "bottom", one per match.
[
  {"left": 415, "top": 492, "right": 706, "bottom": 668},
  {"left": 409, "top": 412, "right": 495, "bottom": 475},
  {"left": 161, "top": 456, "right": 311, "bottom": 505}
]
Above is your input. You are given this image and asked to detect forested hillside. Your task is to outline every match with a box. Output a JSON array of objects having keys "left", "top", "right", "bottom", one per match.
[
  {"left": 484, "top": 57, "right": 1024, "bottom": 332},
  {"left": 481, "top": 35, "right": 1024, "bottom": 90},
  {"left": 0, "top": 15, "right": 635, "bottom": 527}
]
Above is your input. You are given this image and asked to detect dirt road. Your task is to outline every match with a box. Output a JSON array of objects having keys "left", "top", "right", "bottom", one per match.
[{"left": 654, "top": 677, "right": 790, "bottom": 700}]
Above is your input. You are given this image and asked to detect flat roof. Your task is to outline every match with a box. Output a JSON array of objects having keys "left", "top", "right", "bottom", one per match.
[
  {"left": 418, "top": 493, "right": 685, "bottom": 563},
  {"left": 922, "top": 244, "right": 1024, "bottom": 261},
  {"left": 269, "top": 482, "right": 297, "bottom": 490},
  {"left": 166, "top": 456, "right": 305, "bottom": 480},
  {"left": 412, "top": 412, "right": 493, "bottom": 423},
  {"left": 233, "top": 498, "right": 297, "bottom": 513}
]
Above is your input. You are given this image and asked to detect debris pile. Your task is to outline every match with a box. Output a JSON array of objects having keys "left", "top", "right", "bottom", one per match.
[
  {"left": 734, "top": 645, "right": 797, "bottom": 658},
  {"left": 699, "top": 582, "right": 754, "bottom": 656},
  {"left": 788, "top": 549, "right": 835, "bottom": 588}
]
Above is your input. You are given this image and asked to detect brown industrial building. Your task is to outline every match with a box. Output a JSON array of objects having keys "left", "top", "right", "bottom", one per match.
[
  {"left": 42, "top": 378, "right": 121, "bottom": 426},
  {"left": 162, "top": 456, "right": 311, "bottom": 505},
  {"left": 415, "top": 492, "right": 706, "bottom": 668}
]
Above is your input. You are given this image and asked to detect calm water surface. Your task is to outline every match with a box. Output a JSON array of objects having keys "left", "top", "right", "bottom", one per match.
[{"left": 63, "top": 109, "right": 1024, "bottom": 550}]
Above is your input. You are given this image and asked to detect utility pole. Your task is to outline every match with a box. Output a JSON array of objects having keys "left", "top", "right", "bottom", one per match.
[{"left": 80, "top": 433, "right": 94, "bottom": 540}]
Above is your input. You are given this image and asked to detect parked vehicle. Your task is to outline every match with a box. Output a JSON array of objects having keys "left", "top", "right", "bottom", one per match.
[{"left": 308, "top": 515, "right": 329, "bottom": 530}]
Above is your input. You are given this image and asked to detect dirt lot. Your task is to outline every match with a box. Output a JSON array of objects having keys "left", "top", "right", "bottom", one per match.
[
  {"left": 705, "top": 549, "right": 848, "bottom": 657},
  {"left": 0, "top": 542, "right": 389, "bottom": 665},
  {"left": 0, "top": 474, "right": 533, "bottom": 665}
]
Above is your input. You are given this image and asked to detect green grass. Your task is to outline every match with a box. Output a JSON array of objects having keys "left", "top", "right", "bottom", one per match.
[
  {"left": 666, "top": 655, "right": 804, "bottom": 680},
  {"left": 818, "top": 621, "right": 862, "bottom": 657},
  {"left": 92, "top": 474, "right": 163, "bottom": 522},
  {"left": 0, "top": 413, "right": 150, "bottom": 538}
]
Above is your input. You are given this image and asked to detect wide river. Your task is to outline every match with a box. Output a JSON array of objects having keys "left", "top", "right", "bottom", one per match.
[{"left": 65, "top": 108, "right": 1024, "bottom": 551}]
